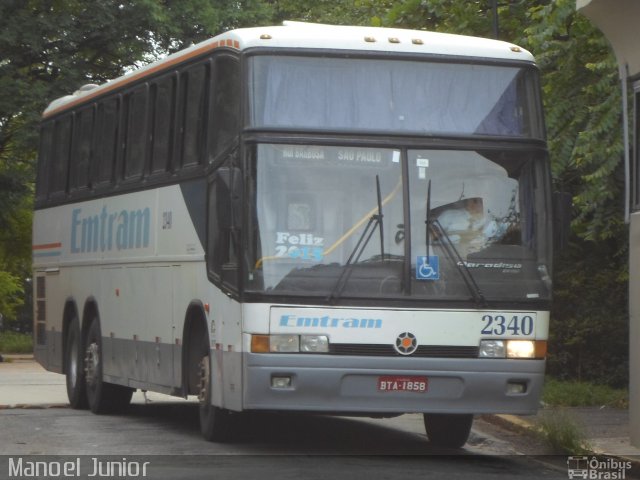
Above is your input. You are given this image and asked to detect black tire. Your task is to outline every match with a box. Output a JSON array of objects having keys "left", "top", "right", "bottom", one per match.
[
  {"left": 84, "top": 317, "right": 134, "bottom": 414},
  {"left": 65, "top": 317, "right": 88, "bottom": 409},
  {"left": 197, "top": 333, "right": 233, "bottom": 442},
  {"left": 423, "top": 413, "right": 473, "bottom": 449}
]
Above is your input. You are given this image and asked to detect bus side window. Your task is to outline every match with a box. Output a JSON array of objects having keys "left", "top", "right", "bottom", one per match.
[
  {"left": 208, "top": 166, "right": 241, "bottom": 289},
  {"left": 209, "top": 55, "right": 240, "bottom": 162},
  {"left": 150, "top": 74, "right": 176, "bottom": 175},
  {"left": 180, "top": 61, "right": 209, "bottom": 169},
  {"left": 36, "top": 122, "right": 54, "bottom": 203},
  {"left": 124, "top": 84, "right": 149, "bottom": 181},
  {"left": 50, "top": 114, "right": 72, "bottom": 196},
  {"left": 69, "top": 105, "right": 94, "bottom": 192},
  {"left": 93, "top": 97, "right": 120, "bottom": 186}
]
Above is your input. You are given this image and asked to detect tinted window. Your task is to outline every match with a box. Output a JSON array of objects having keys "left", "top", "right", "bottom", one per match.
[
  {"left": 50, "top": 115, "right": 72, "bottom": 194},
  {"left": 70, "top": 106, "right": 94, "bottom": 191},
  {"left": 36, "top": 123, "right": 54, "bottom": 200},
  {"left": 250, "top": 56, "right": 544, "bottom": 139},
  {"left": 180, "top": 62, "right": 209, "bottom": 168},
  {"left": 151, "top": 75, "right": 175, "bottom": 174},
  {"left": 210, "top": 56, "right": 240, "bottom": 160},
  {"left": 208, "top": 167, "right": 240, "bottom": 288},
  {"left": 94, "top": 97, "right": 120, "bottom": 184},
  {"left": 124, "top": 85, "right": 148, "bottom": 179}
]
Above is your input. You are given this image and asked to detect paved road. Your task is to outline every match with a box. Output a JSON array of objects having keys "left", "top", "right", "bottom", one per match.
[
  {"left": 0, "top": 359, "right": 574, "bottom": 479},
  {"left": 0, "top": 406, "right": 568, "bottom": 479}
]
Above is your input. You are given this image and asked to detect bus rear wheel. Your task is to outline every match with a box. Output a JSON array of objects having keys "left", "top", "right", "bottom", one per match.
[
  {"left": 65, "top": 317, "right": 88, "bottom": 409},
  {"left": 198, "top": 348, "right": 233, "bottom": 442},
  {"left": 84, "top": 317, "right": 133, "bottom": 414},
  {"left": 423, "top": 413, "right": 473, "bottom": 449}
]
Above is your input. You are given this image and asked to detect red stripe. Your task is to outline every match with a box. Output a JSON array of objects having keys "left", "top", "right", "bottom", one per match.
[{"left": 32, "top": 242, "right": 62, "bottom": 251}]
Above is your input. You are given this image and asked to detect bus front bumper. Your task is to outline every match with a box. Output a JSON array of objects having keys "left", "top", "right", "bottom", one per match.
[{"left": 242, "top": 353, "right": 544, "bottom": 415}]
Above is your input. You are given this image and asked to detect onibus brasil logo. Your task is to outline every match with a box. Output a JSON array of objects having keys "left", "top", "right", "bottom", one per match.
[{"left": 567, "top": 456, "right": 632, "bottom": 479}]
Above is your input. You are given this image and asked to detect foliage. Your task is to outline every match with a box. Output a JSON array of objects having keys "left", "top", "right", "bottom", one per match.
[
  {"left": 524, "top": 1, "right": 628, "bottom": 387},
  {"left": 525, "top": 0, "right": 626, "bottom": 243},
  {"left": 0, "top": 0, "right": 273, "bottom": 330},
  {"left": 543, "top": 378, "right": 628, "bottom": 409},
  {"left": 272, "top": 0, "right": 389, "bottom": 26},
  {"left": 0, "top": 271, "right": 23, "bottom": 324},
  {"left": 0, "top": 331, "right": 33, "bottom": 354},
  {"left": 535, "top": 410, "right": 592, "bottom": 455}
]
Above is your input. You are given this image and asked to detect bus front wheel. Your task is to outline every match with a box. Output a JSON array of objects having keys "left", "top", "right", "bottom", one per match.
[
  {"left": 198, "top": 348, "right": 233, "bottom": 442},
  {"left": 84, "top": 317, "right": 133, "bottom": 414},
  {"left": 423, "top": 413, "right": 473, "bottom": 449}
]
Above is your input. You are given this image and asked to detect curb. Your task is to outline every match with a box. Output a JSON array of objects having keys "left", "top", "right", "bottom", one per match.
[
  {"left": 483, "top": 413, "right": 640, "bottom": 470},
  {"left": 0, "top": 404, "right": 69, "bottom": 410}
]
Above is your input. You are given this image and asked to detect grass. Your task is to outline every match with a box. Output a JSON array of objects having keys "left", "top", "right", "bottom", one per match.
[
  {"left": 532, "top": 377, "right": 628, "bottom": 454},
  {"left": 543, "top": 377, "right": 628, "bottom": 409},
  {"left": 535, "top": 409, "right": 592, "bottom": 455},
  {"left": 0, "top": 331, "right": 33, "bottom": 354}
]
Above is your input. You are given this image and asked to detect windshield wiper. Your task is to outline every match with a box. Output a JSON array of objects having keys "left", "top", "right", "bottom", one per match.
[
  {"left": 328, "top": 175, "right": 385, "bottom": 303},
  {"left": 425, "top": 182, "right": 486, "bottom": 307}
]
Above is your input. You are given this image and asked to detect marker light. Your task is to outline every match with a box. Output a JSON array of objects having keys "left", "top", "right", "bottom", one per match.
[{"left": 251, "top": 335, "right": 269, "bottom": 353}]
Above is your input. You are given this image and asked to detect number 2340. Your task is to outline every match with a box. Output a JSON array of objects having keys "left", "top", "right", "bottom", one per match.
[{"left": 481, "top": 315, "right": 534, "bottom": 336}]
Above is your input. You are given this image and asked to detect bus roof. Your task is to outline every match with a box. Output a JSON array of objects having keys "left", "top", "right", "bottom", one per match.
[{"left": 43, "top": 21, "right": 535, "bottom": 118}]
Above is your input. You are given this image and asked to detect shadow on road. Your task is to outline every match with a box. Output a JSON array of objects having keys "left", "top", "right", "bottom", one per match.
[{"left": 125, "top": 402, "right": 490, "bottom": 457}]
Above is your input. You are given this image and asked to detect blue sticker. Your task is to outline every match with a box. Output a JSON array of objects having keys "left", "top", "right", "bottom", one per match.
[{"left": 416, "top": 256, "right": 440, "bottom": 280}]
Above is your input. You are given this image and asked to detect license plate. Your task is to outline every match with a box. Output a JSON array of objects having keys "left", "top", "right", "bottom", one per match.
[{"left": 377, "top": 376, "right": 428, "bottom": 393}]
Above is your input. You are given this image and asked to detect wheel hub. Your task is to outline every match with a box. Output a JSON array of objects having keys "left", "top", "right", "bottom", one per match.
[
  {"left": 198, "top": 356, "right": 210, "bottom": 404},
  {"left": 84, "top": 342, "right": 99, "bottom": 387}
]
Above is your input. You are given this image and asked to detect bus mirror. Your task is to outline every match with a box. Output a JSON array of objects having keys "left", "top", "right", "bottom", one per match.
[{"left": 552, "top": 191, "right": 572, "bottom": 251}]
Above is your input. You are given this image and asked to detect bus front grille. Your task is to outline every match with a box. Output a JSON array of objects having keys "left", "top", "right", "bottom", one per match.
[{"left": 328, "top": 344, "right": 479, "bottom": 358}]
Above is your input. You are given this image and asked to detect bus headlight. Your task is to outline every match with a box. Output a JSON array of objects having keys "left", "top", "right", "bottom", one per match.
[
  {"left": 269, "top": 335, "right": 299, "bottom": 353},
  {"left": 479, "top": 340, "right": 546, "bottom": 359},
  {"left": 506, "top": 340, "right": 535, "bottom": 359},
  {"left": 300, "top": 335, "right": 329, "bottom": 353},
  {"left": 479, "top": 340, "right": 505, "bottom": 358}
]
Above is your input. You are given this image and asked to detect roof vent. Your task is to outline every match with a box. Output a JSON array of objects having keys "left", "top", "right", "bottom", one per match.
[{"left": 74, "top": 84, "right": 99, "bottom": 95}]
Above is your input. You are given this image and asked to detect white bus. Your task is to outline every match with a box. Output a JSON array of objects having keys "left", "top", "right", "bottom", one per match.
[{"left": 33, "top": 22, "right": 553, "bottom": 448}]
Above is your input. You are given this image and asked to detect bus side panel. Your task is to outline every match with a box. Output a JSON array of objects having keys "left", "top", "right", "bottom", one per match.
[{"left": 208, "top": 289, "right": 243, "bottom": 411}]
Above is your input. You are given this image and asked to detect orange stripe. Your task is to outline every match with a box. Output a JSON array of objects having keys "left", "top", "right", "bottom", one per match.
[
  {"left": 32, "top": 242, "right": 62, "bottom": 250},
  {"left": 43, "top": 38, "right": 239, "bottom": 119}
]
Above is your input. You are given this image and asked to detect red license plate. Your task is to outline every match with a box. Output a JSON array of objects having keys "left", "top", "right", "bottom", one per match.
[{"left": 377, "top": 376, "right": 428, "bottom": 393}]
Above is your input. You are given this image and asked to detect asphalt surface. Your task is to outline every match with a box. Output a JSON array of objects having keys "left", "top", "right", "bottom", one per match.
[{"left": 1, "top": 356, "right": 638, "bottom": 480}]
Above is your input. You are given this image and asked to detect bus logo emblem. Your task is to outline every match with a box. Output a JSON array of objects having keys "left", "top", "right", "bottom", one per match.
[{"left": 395, "top": 332, "right": 418, "bottom": 355}]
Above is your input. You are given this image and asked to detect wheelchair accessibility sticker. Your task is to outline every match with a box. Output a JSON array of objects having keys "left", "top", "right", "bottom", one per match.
[{"left": 416, "top": 256, "right": 440, "bottom": 280}]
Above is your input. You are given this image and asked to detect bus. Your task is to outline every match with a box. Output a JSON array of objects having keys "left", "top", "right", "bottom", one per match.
[
  {"left": 33, "top": 21, "right": 553, "bottom": 448},
  {"left": 576, "top": 0, "right": 640, "bottom": 448}
]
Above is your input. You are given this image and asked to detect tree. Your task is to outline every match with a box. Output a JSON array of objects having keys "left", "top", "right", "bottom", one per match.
[{"left": 0, "top": 0, "right": 273, "bottom": 328}]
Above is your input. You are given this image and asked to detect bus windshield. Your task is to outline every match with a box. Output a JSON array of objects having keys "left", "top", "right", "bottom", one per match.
[
  {"left": 249, "top": 55, "right": 544, "bottom": 139},
  {"left": 246, "top": 144, "right": 552, "bottom": 302}
]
